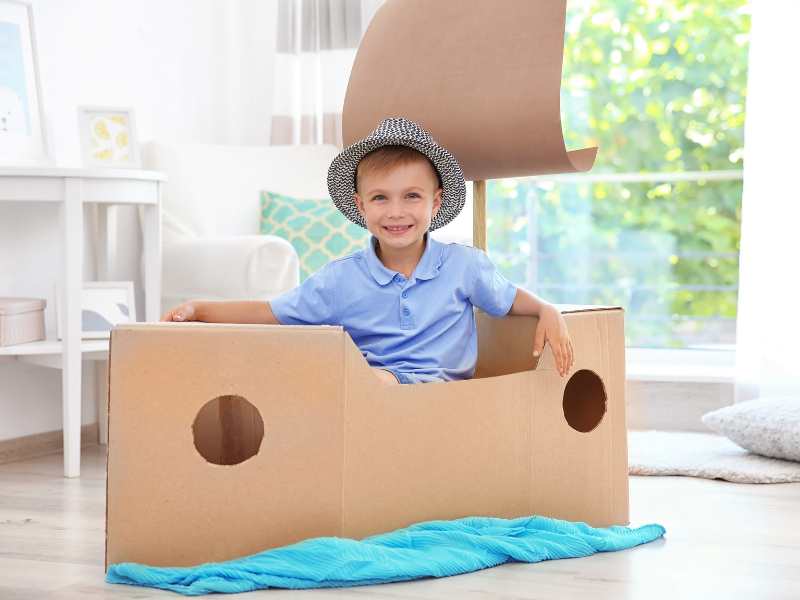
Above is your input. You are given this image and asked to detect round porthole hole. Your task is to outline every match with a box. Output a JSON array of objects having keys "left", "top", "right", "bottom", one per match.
[
  {"left": 562, "top": 369, "right": 607, "bottom": 433},
  {"left": 192, "top": 395, "right": 264, "bottom": 465}
]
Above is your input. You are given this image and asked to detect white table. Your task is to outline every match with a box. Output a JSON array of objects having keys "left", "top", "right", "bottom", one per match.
[{"left": 0, "top": 167, "right": 165, "bottom": 477}]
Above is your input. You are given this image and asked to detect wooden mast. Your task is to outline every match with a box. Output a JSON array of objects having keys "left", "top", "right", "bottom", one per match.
[{"left": 472, "top": 180, "right": 487, "bottom": 251}]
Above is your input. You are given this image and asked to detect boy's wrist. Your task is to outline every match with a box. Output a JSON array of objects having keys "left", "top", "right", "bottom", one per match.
[
  {"left": 192, "top": 300, "right": 207, "bottom": 322},
  {"left": 528, "top": 293, "right": 556, "bottom": 318},
  {"left": 538, "top": 299, "right": 554, "bottom": 316}
]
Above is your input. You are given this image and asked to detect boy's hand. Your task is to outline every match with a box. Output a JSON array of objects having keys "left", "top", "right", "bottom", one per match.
[
  {"left": 532, "top": 303, "right": 575, "bottom": 377},
  {"left": 160, "top": 301, "right": 200, "bottom": 322}
]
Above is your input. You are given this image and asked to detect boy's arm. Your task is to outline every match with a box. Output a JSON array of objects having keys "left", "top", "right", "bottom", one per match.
[
  {"left": 196, "top": 300, "right": 280, "bottom": 324},
  {"left": 468, "top": 247, "right": 572, "bottom": 375},
  {"left": 508, "top": 287, "right": 547, "bottom": 317},
  {"left": 507, "top": 287, "right": 574, "bottom": 376}
]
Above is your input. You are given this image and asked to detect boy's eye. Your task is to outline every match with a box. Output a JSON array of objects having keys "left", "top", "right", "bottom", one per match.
[{"left": 370, "top": 193, "right": 421, "bottom": 200}]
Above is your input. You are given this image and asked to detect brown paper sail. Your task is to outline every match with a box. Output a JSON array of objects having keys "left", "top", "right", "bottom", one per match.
[{"left": 342, "top": 0, "right": 597, "bottom": 181}]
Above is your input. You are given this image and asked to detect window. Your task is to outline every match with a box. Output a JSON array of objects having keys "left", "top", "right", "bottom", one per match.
[{"left": 486, "top": 0, "right": 750, "bottom": 350}]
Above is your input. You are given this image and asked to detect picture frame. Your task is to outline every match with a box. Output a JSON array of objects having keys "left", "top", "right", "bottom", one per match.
[
  {"left": 55, "top": 281, "right": 137, "bottom": 340},
  {"left": 77, "top": 105, "right": 141, "bottom": 168},
  {"left": 0, "top": 0, "right": 50, "bottom": 165}
]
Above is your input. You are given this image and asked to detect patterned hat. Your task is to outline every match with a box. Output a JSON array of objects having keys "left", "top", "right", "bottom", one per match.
[{"left": 327, "top": 116, "right": 466, "bottom": 231}]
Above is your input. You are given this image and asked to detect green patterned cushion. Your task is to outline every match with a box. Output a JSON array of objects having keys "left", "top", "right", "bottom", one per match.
[{"left": 259, "top": 191, "right": 370, "bottom": 281}]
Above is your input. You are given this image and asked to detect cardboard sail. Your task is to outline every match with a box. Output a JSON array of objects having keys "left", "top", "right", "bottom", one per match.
[{"left": 342, "top": 0, "right": 597, "bottom": 181}]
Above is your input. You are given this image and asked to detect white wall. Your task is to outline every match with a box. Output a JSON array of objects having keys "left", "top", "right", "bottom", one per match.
[{"left": 0, "top": 0, "right": 278, "bottom": 441}]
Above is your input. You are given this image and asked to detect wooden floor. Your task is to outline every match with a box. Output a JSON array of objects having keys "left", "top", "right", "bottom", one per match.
[{"left": 1, "top": 445, "right": 799, "bottom": 599}]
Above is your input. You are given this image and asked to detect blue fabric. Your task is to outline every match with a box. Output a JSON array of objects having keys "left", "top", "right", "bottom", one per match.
[
  {"left": 269, "top": 234, "right": 518, "bottom": 383},
  {"left": 106, "top": 515, "right": 666, "bottom": 595}
]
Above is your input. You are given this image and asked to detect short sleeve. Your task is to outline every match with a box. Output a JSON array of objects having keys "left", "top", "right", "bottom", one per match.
[
  {"left": 468, "top": 249, "right": 518, "bottom": 317},
  {"left": 269, "top": 263, "right": 338, "bottom": 325}
]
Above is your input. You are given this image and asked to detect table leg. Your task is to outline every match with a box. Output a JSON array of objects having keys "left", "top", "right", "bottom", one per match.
[
  {"left": 140, "top": 186, "right": 162, "bottom": 322},
  {"left": 60, "top": 179, "right": 83, "bottom": 478},
  {"left": 94, "top": 203, "right": 111, "bottom": 447},
  {"left": 95, "top": 203, "right": 117, "bottom": 281}
]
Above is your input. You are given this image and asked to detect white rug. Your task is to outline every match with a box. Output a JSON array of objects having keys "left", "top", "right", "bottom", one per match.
[{"left": 628, "top": 430, "right": 800, "bottom": 484}]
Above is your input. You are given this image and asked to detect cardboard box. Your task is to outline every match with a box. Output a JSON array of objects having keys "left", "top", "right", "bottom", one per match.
[{"left": 105, "top": 305, "right": 629, "bottom": 568}]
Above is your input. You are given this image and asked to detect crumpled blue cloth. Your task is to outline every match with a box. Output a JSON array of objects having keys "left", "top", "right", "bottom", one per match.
[{"left": 106, "top": 515, "right": 666, "bottom": 595}]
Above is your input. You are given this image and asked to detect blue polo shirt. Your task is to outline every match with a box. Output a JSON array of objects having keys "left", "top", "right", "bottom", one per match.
[{"left": 269, "top": 235, "right": 518, "bottom": 383}]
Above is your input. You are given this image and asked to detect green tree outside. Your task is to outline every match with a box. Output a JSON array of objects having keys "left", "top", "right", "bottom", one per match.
[{"left": 488, "top": 0, "right": 750, "bottom": 348}]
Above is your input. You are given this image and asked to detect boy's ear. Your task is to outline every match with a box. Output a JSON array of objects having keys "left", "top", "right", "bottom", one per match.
[
  {"left": 353, "top": 193, "right": 366, "bottom": 217},
  {"left": 431, "top": 187, "right": 443, "bottom": 217}
]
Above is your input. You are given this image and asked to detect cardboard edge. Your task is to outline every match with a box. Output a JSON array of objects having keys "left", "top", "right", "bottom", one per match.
[
  {"left": 557, "top": 305, "right": 624, "bottom": 314},
  {"left": 114, "top": 322, "right": 345, "bottom": 333},
  {"left": 566, "top": 146, "right": 599, "bottom": 172},
  {"left": 340, "top": 330, "right": 348, "bottom": 538},
  {"left": 104, "top": 327, "right": 114, "bottom": 572},
  {"left": 612, "top": 310, "right": 631, "bottom": 525}
]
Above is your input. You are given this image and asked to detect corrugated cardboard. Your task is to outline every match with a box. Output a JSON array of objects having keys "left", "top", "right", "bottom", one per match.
[{"left": 106, "top": 306, "right": 629, "bottom": 568}]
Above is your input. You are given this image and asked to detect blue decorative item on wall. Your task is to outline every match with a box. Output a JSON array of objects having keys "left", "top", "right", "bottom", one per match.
[{"left": 0, "top": 0, "right": 50, "bottom": 165}]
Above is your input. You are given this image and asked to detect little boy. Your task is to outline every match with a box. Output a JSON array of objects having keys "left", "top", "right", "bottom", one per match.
[{"left": 161, "top": 117, "right": 575, "bottom": 384}]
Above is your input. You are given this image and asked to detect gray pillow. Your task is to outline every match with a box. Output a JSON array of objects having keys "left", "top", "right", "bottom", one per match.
[{"left": 701, "top": 398, "right": 800, "bottom": 462}]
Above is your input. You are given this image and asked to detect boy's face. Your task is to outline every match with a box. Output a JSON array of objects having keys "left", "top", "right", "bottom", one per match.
[{"left": 353, "top": 160, "right": 442, "bottom": 253}]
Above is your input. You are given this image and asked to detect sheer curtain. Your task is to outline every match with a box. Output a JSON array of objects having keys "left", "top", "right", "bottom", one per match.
[
  {"left": 734, "top": 2, "right": 800, "bottom": 403},
  {"left": 269, "top": 0, "right": 384, "bottom": 148}
]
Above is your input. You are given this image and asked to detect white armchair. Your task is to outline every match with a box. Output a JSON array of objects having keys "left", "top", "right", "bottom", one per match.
[{"left": 141, "top": 141, "right": 341, "bottom": 310}]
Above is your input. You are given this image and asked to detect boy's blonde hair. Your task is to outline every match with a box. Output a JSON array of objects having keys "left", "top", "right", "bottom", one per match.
[{"left": 355, "top": 145, "right": 443, "bottom": 194}]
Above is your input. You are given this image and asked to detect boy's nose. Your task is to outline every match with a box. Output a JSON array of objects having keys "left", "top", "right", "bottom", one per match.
[{"left": 385, "top": 199, "right": 406, "bottom": 217}]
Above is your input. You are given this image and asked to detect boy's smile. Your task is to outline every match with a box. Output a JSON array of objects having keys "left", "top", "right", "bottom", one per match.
[{"left": 353, "top": 160, "right": 442, "bottom": 261}]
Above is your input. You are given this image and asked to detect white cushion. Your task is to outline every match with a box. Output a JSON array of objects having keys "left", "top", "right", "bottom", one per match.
[
  {"left": 701, "top": 398, "right": 800, "bottom": 462},
  {"left": 142, "top": 141, "right": 340, "bottom": 238},
  {"left": 162, "top": 235, "right": 299, "bottom": 302}
]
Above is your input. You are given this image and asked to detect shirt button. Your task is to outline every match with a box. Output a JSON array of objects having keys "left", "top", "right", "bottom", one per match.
[{"left": 401, "top": 291, "right": 408, "bottom": 298}]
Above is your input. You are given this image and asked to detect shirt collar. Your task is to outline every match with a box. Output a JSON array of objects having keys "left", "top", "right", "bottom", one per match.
[{"left": 363, "top": 233, "right": 444, "bottom": 286}]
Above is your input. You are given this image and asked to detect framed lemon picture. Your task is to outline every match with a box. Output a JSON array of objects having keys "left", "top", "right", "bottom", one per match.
[{"left": 77, "top": 106, "right": 140, "bottom": 168}]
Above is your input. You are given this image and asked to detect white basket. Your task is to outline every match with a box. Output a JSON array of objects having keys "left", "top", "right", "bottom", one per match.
[{"left": 0, "top": 297, "right": 47, "bottom": 346}]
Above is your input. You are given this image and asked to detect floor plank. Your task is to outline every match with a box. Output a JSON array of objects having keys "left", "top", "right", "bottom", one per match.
[{"left": 1, "top": 444, "right": 798, "bottom": 599}]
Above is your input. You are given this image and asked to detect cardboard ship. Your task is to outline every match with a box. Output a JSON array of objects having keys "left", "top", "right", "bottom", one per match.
[
  {"left": 105, "top": 0, "right": 628, "bottom": 568},
  {"left": 106, "top": 307, "right": 627, "bottom": 567}
]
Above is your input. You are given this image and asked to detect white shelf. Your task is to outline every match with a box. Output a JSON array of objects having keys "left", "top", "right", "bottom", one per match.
[
  {"left": 0, "top": 166, "right": 166, "bottom": 181},
  {"left": 1, "top": 167, "right": 163, "bottom": 476},
  {"left": 0, "top": 337, "right": 110, "bottom": 370},
  {"left": 0, "top": 337, "right": 108, "bottom": 356}
]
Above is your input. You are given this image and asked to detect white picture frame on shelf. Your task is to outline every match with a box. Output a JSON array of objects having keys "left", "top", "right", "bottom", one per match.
[
  {"left": 77, "top": 106, "right": 140, "bottom": 168},
  {"left": 0, "top": 0, "right": 50, "bottom": 166},
  {"left": 55, "top": 281, "right": 136, "bottom": 340}
]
